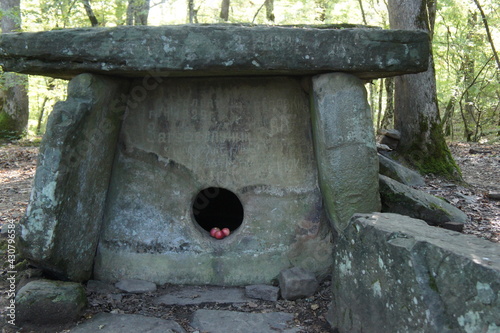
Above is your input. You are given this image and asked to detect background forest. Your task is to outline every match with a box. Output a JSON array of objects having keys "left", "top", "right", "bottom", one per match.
[{"left": 0, "top": 0, "right": 499, "bottom": 143}]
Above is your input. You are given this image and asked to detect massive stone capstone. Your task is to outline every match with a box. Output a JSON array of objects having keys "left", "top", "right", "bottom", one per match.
[{"left": 0, "top": 25, "right": 429, "bottom": 79}]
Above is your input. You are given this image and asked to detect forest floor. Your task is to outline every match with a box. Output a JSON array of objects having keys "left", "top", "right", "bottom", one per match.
[{"left": 0, "top": 141, "right": 499, "bottom": 332}]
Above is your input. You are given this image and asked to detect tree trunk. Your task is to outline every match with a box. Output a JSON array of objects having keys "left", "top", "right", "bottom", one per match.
[
  {"left": 265, "top": 0, "right": 275, "bottom": 21},
  {"left": 82, "top": 0, "right": 99, "bottom": 26},
  {"left": 127, "top": 0, "right": 149, "bottom": 25},
  {"left": 220, "top": 0, "right": 230, "bottom": 21},
  {"left": 388, "top": 0, "right": 460, "bottom": 178},
  {"left": 380, "top": 77, "right": 394, "bottom": 130},
  {"left": 0, "top": 0, "right": 29, "bottom": 140},
  {"left": 187, "top": 0, "right": 198, "bottom": 23}
]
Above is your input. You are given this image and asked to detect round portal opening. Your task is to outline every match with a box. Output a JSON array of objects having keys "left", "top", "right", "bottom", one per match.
[{"left": 192, "top": 187, "right": 244, "bottom": 233}]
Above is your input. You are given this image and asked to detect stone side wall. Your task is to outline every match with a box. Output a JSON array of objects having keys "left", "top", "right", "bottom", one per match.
[
  {"left": 19, "top": 74, "right": 130, "bottom": 282},
  {"left": 330, "top": 213, "right": 500, "bottom": 333},
  {"left": 311, "top": 73, "right": 381, "bottom": 233}
]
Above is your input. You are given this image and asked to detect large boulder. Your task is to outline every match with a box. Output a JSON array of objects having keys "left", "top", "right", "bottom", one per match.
[
  {"left": 379, "top": 174, "right": 468, "bottom": 226},
  {"left": 16, "top": 279, "right": 87, "bottom": 326},
  {"left": 330, "top": 213, "right": 500, "bottom": 333}
]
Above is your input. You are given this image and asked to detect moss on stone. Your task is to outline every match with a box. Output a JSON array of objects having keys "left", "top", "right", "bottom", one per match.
[
  {"left": 0, "top": 111, "right": 24, "bottom": 140},
  {"left": 401, "top": 120, "right": 461, "bottom": 181}
]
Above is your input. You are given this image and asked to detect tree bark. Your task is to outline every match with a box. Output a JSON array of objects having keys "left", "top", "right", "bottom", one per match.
[
  {"left": 126, "top": 0, "right": 150, "bottom": 25},
  {"left": 265, "top": 0, "right": 275, "bottom": 21},
  {"left": 82, "top": 0, "right": 99, "bottom": 27},
  {"left": 220, "top": 0, "right": 230, "bottom": 21},
  {"left": 388, "top": 0, "right": 460, "bottom": 178},
  {"left": 380, "top": 77, "right": 394, "bottom": 130},
  {"left": 187, "top": 0, "right": 198, "bottom": 23},
  {"left": 0, "top": 0, "right": 29, "bottom": 140}
]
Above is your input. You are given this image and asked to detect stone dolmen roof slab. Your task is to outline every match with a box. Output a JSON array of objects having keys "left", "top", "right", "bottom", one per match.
[{"left": 0, "top": 24, "right": 429, "bottom": 80}]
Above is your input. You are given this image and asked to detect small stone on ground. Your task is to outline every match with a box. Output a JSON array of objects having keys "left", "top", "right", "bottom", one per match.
[
  {"left": 245, "top": 284, "right": 279, "bottom": 301},
  {"left": 114, "top": 279, "right": 157, "bottom": 293},
  {"left": 69, "top": 313, "right": 185, "bottom": 333},
  {"left": 190, "top": 309, "right": 302, "bottom": 333},
  {"left": 278, "top": 267, "right": 319, "bottom": 300}
]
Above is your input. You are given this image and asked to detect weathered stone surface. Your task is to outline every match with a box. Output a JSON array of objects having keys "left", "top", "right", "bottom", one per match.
[
  {"left": 16, "top": 279, "right": 87, "bottom": 326},
  {"left": 19, "top": 74, "right": 129, "bottom": 282},
  {"left": 311, "top": 73, "right": 381, "bottom": 232},
  {"left": 245, "top": 284, "right": 280, "bottom": 302},
  {"left": 86, "top": 280, "right": 120, "bottom": 294},
  {"left": 69, "top": 313, "right": 185, "bottom": 333},
  {"left": 94, "top": 76, "right": 332, "bottom": 285},
  {"left": 331, "top": 213, "right": 500, "bottom": 333},
  {"left": 0, "top": 25, "right": 429, "bottom": 80},
  {"left": 378, "top": 153, "right": 426, "bottom": 186},
  {"left": 278, "top": 267, "right": 319, "bottom": 300},
  {"left": 114, "top": 279, "right": 157, "bottom": 294},
  {"left": 379, "top": 174, "right": 468, "bottom": 226},
  {"left": 379, "top": 128, "right": 401, "bottom": 139},
  {"left": 155, "top": 286, "right": 249, "bottom": 306},
  {"left": 190, "top": 309, "right": 301, "bottom": 333}
]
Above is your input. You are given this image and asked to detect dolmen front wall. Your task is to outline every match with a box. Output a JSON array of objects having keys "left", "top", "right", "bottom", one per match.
[{"left": 20, "top": 71, "right": 380, "bottom": 284}]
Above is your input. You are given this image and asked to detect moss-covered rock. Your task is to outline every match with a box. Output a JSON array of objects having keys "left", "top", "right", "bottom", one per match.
[
  {"left": 16, "top": 279, "right": 87, "bottom": 326},
  {"left": 379, "top": 174, "right": 468, "bottom": 226}
]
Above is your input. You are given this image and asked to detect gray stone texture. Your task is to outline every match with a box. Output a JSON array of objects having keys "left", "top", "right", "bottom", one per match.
[
  {"left": 331, "top": 213, "right": 500, "bottom": 333},
  {"left": 114, "top": 279, "right": 157, "bottom": 293},
  {"left": 278, "top": 267, "right": 319, "bottom": 300},
  {"left": 94, "top": 76, "right": 333, "bottom": 285},
  {"left": 378, "top": 153, "right": 426, "bottom": 186},
  {"left": 311, "top": 73, "right": 381, "bottom": 233},
  {"left": 379, "top": 174, "right": 468, "bottom": 226},
  {"left": 0, "top": 25, "right": 429, "bottom": 80},
  {"left": 16, "top": 279, "right": 87, "bottom": 326},
  {"left": 19, "top": 74, "right": 130, "bottom": 282},
  {"left": 245, "top": 284, "right": 280, "bottom": 302},
  {"left": 155, "top": 286, "right": 249, "bottom": 306},
  {"left": 69, "top": 313, "right": 185, "bottom": 333},
  {"left": 190, "top": 309, "right": 301, "bottom": 333}
]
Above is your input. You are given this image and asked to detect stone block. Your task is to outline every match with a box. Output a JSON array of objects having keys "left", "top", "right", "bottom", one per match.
[
  {"left": 16, "top": 279, "right": 87, "bottom": 326},
  {"left": 245, "top": 284, "right": 279, "bottom": 302},
  {"left": 19, "top": 74, "right": 130, "bottom": 282},
  {"left": 311, "top": 73, "right": 381, "bottom": 233},
  {"left": 278, "top": 267, "right": 319, "bottom": 300},
  {"left": 0, "top": 25, "right": 429, "bottom": 80},
  {"left": 378, "top": 153, "right": 426, "bottom": 187},
  {"left": 114, "top": 279, "right": 157, "bottom": 294},
  {"left": 69, "top": 313, "right": 186, "bottom": 333},
  {"left": 330, "top": 213, "right": 500, "bottom": 333},
  {"left": 94, "top": 76, "right": 333, "bottom": 286},
  {"left": 379, "top": 174, "right": 468, "bottom": 226},
  {"left": 190, "top": 309, "right": 301, "bottom": 333}
]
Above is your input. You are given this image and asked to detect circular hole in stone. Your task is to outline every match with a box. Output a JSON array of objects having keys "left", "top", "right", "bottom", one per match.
[{"left": 192, "top": 187, "right": 244, "bottom": 233}]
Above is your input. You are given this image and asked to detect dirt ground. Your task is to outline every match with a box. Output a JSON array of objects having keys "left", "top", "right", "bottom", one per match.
[{"left": 0, "top": 141, "right": 499, "bottom": 332}]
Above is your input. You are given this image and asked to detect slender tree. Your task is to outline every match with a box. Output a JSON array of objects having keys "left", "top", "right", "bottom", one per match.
[
  {"left": 220, "top": 0, "right": 230, "bottom": 21},
  {"left": 127, "top": 0, "right": 149, "bottom": 25},
  {"left": 0, "top": 0, "right": 29, "bottom": 140},
  {"left": 81, "top": 0, "right": 99, "bottom": 26},
  {"left": 387, "top": 0, "right": 460, "bottom": 178}
]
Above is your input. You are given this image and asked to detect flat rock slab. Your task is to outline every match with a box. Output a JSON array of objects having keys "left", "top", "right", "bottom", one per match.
[
  {"left": 190, "top": 309, "right": 302, "bottom": 333},
  {"left": 0, "top": 25, "right": 428, "bottom": 79},
  {"left": 155, "top": 286, "right": 250, "bottom": 306},
  {"left": 114, "top": 279, "right": 157, "bottom": 293},
  {"left": 69, "top": 313, "right": 185, "bottom": 333}
]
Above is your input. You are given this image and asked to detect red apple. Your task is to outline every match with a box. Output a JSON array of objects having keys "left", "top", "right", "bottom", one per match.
[
  {"left": 210, "top": 227, "right": 220, "bottom": 237},
  {"left": 221, "top": 228, "right": 230, "bottom": 237},
  {"left": 214, "top": 230, "right": 225, "bottom": 239}
]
